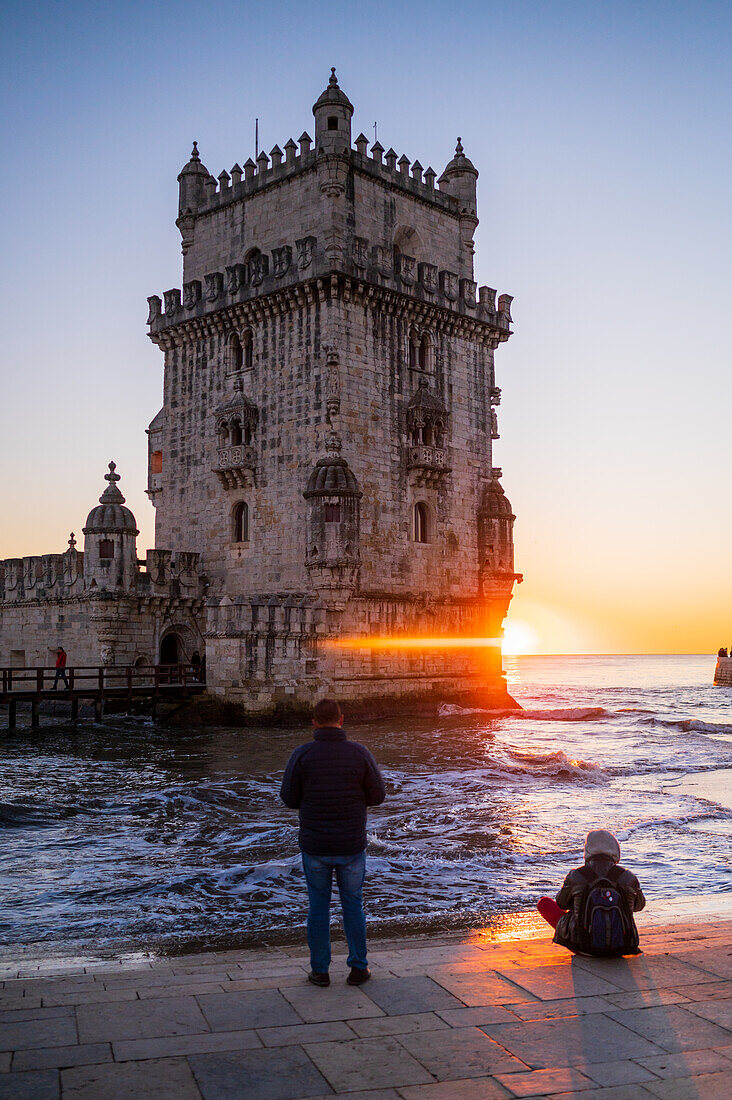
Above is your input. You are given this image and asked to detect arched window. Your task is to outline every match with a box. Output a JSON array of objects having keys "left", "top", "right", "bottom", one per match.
[
  {"left": 218, "top": 420, "right": 230, "bottom": 447},
  {"left": 243, "top": 422, "right": 252, "bottom": 446},
  {"left": 409, "top": 329, "right": 419, "bottom": 370},
  {"left": 99, "top": 539, "right": 114, "bottom": 560},
  {"left": 421, "top": 421, "right": 433, "bottom": 446},
  {"left": 419, "top": 334, "right": 431, "bottom": 371},
  {"left": 230, "top": 418, "right": 242, "bottom": 446},
  {"left": 413, "top": 502, "right": 429, "bottom": 544},
  {"left": 228, "top": 333, "right": 243, "bottom": 372},
  {"left": 233, "top": 501, "right": 249, "bottom": 543},
  {"left": 150, "top": 450, "right": 163, "bottom": 474},
  {"left": 243, "top": 330, "right": 253, "bottom": 370}
]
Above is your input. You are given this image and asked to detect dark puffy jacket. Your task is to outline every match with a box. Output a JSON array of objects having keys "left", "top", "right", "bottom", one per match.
[
  {"left": 554, "top": 855, "right": 646, "bottom": 953},
  {"left": 280, "top": 727, "right": 386, "bottom": 856}
]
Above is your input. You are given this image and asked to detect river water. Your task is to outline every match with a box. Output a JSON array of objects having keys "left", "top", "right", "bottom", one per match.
[{"left": 1, "top": 655, "right": 730, "bottom": 959}]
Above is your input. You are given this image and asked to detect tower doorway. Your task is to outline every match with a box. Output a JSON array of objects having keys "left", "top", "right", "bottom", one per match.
[{"left": 159, "top": 633, "right": 180, "bottom": 665}]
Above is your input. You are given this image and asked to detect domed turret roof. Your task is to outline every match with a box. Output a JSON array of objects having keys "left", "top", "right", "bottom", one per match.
[
  {"left": 480, "top": 473, "right": 514, "bottom": 518},
  {"left": 83, "top": 462, "right": 139, "bottom": 534},
  {"left": 440, "top": 137, "right": 478, "bottom": 181},
  {"left": 312, "top": 68, "right": 354, "bottom": 115},
  {"left": 178, "top": 140, "right": 210, "bottom": 181},
  {"left": 304, "top": 433, "right": 361, "bottom": 498}
]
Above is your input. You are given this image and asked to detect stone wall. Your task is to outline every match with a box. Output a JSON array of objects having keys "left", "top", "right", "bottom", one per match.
[{"left": 0, "top": 593, "right": 205, "bottom": 670}]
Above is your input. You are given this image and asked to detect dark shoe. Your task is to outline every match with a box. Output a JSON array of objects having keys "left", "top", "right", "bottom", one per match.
[
  {"left": 347, "top": 966, "right": 371, "bottom": 985},
  {"left": 308, "top": 970, "right": 330, "bottom": 987}
]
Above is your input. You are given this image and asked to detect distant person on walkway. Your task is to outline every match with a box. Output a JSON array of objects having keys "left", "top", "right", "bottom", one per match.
[
  {"left": 191, "top": 650, "right": 202, "bottom": 680},
  {"left": 536, "top": 829, "right": 645, "bottom": 956},
  {"left": 280, "top": 698, "right": 386, "bottom": 987},
  {"left": 51, "top": 647, "right": 69, "bottom": 690},
  {"left": 718, "top": 647, "right": 728, "bottom": 658}
]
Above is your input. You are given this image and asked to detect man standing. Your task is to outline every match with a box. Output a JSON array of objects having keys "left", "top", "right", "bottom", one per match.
[
  {"left": 280, "top": 698, "right": 386, "bottom": 987},
  {"left": 52, "top": 647, "right": 69, "bottom": 690}
]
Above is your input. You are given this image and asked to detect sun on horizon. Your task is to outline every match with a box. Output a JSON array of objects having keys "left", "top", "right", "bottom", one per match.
[{"left": 502, "top": 620, "right": 540, "bottom": 656}]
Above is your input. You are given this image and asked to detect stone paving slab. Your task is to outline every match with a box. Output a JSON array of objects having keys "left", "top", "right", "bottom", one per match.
[
  {"left": 0, "top": 919, "right": 731, "bottom": 1097},
  {"left": 189, "top": 1044, "right": 332, "bottom": 1098}
]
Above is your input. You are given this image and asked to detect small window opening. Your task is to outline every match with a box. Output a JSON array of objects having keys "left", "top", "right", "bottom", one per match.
[
  {"left": 422, "top": 421, "right": 433, "bottom": 446},
  {"left": 327, "top": 116, "right": 339, "bottom": 130},
  {"left": 99, "top": 539, "right": 114, "bottom": 560},
  {"left": 324, "top": 503, "right": 341, "bottom": 523},
  {"left": 233, "top": 501, "right": 249, "bottom": 543},
  {"left": 243, "top": 330, "right": 253, "bottom": 369},
  {"left": 243, "top": 422, "right": 252, "bottom": 446},
  {"left": 413, "top": 502, "right": 429, "bottom": 544},
  {"left": 151, "top": 450, "right": 163, "bottom": 474},
  {"left": 231, "top": 418, "right": 242, "bottom": 446},
  {"left": 218, "top": 421, "right": 230, "bottom": 446}
]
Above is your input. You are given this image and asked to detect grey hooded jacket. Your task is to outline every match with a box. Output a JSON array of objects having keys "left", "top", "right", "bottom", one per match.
[{"left": 553, "top": 830, "right": 645, "bottom": 952}]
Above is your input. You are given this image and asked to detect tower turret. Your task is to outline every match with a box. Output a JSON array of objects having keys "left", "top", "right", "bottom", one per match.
[
  {"left": 82, "top": 462, "right": 139, "bottom": 591},
  {"left": 478, "top": 470, "right": 515, "bottom": 580},
  {"left": 303, "top": 431, "right": 362, "bottom": 598},
  {"left": 312, "top": 68, "right": 353, "bottom": 154},
  {"left": 177, "top": 141, "right": 210, "bottom": 216},
  {"left": 439, "top": 138, "right": 479, "bottom": 276}
]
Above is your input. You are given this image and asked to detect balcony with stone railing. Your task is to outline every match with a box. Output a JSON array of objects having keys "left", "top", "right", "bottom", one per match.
[
  {"left": 214, "top": 445, "right": 256, "bottom": 489},
  {"left": 406, "top": 444, "right": 451, "bottom": 486}
]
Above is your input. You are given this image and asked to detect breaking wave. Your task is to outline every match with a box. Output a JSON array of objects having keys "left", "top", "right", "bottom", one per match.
[{"left": 439, "top": 703, "right": 608, "bottom": 722}]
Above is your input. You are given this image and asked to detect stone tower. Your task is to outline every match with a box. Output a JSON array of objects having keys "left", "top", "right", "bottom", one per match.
[{"left": 146, "top": 71, "right": 521, "bottom": 715}]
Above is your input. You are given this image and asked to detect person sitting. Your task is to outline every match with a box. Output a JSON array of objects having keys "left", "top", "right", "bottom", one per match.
[
  {"left": 718, "top": 647, "right": 728, "bottom": 658},
  {"left": 537, "top": 829, "right": 645, "bottom": 956}
]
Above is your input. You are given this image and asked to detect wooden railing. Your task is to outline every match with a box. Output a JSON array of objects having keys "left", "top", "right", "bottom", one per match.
[{"left": 0, "top": 664, "right": 205, "bottom": 729}]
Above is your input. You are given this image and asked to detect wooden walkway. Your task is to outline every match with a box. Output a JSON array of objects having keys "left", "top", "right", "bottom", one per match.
[{"left": 0, "top": 664, "right": 205, "bottom": 729}]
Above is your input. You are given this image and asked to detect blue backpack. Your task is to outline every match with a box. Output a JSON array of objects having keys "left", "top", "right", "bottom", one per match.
[{"left": 577, "top": 864, "right": 639, "bottom": 957}]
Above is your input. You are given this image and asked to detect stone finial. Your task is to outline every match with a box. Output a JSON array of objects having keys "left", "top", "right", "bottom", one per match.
[
  {"left": 424, "top": 166, "right": 436, "bottom": 188},
  {"left": 329, "top": 66, "right": 338, "bottom": 86},
  {"left": 230, "top": 163, "right": 242, "bottom": 185},
  {"left": 218, "top": 170, "right": 230, "bottom": 189},
  {"left": 398, "top": 154, "right": 410, "bottom": 175},
  {"left": 455, "top": 136, "right": 464, "bottom": 156},
  {"left": 325, "top": 428, "right": 342, "bottom": 455},
  {"left": 354, "top": 133, "right": 369, "bottom": 156},
  {"left": 68, "top": 532, "right": 76, "bottom": 550},
  {"left": 371, "top": 140, "right": 384, "bottom": 164},
  {"left": 411, "top": 160, "right": 423, "bottom": 183},
  {"left": 99, "top": 461, "right": 125, "bottom": 505},
  {"left": 204, "top": 174, "right": 217, "bottom": 198},
  {"left": 244, "top": 157, "right": 256, "bottom": 180},
  {"left": 284, "top": 138, "right": 297, "bottom": 165},
  {"left": 385, "top": 148, "right": 397, "bottom": 171},
  {"left": 190, "top": 141, "right": 200, "bottom": 162},
  {"left": 270, "top": 144, "right": 283, "bottom": 168},
  {"left": 299, "top": 132, "right": 312, "bottom": 155},
  {"left": 256, "top": 150, "right": 269, "bottom": 172}
]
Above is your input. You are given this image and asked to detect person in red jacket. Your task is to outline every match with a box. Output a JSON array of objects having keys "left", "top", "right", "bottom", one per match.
[{"left": 52, "top": 647, "right": 69, "bottom": 690}]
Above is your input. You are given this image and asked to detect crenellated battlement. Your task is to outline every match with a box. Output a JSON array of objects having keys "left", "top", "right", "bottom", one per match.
[{"left": 185, "top": 132, "right": 457, "bottom": 219}]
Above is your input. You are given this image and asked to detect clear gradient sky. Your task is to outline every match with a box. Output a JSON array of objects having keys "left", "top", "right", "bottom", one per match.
[{"left": 1, "top": 1, "right": 730, "bottom": 654}]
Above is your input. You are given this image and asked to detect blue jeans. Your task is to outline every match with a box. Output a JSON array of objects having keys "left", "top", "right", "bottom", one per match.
[{"left": 301, "top": 851, "right": 368, "bottom": 973}]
